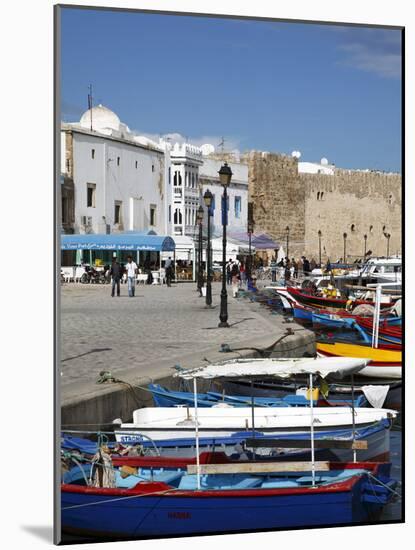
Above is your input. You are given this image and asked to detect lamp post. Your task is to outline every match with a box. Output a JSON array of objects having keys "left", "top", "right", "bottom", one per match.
[
  {"left": 218, "top": 162, "right": 233, "bottom": 328},
  {"left": 285, "top": 226, "right": 290, "bottom": 260},
  {"left": 196, "top": 205, "right": 204, "bottom": 296},
  {"left": 384, "top": 232, "right": 391, "bottom": 259},
  {"left": 247, "top": 202, "right": 254, "bottom": 282},
  {"left": 318, "top": 230, "right": 322, "bottom": 267},
  {"left": 203, "top": 190, "right": 213, "bottom": 307},
  {"left": 363, "top": 234, "right": 367, "bottom": 260},
  {"left": 343, "top": 232, "right": 347, "bottom": 264},
  {"left": 247, "top": 220, "right": 254, "bottom": 282}
]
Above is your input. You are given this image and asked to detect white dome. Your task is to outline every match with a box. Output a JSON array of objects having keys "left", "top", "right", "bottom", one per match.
[{"left": 80, "top": 104, "right": 121, "bottom": 132}]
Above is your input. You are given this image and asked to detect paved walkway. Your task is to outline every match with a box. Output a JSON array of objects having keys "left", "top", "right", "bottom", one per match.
[{"left": 60, "top": 281, "right": 289, "bottom": 400}]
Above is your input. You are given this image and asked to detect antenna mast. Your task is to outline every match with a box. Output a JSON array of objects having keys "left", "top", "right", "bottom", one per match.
[
  {"left": 218, "top": 136, "right": 225, "bottom": 154},
  {"left": 88, "top": 84, "right": 93, "bottom": 131}
]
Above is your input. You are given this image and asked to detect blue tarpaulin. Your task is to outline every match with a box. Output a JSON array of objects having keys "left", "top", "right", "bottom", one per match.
[{"left": 61, "top": 233, "right": 176, "bottom": 252}]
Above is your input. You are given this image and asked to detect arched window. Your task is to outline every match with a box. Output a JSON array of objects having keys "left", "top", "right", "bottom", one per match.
[
  {"left": 369, "top": 225, "right": 373, "bottom": 233},
  {"left": 317, "top": 192, "right": 320, "bottom": 200},
  {"left": 351, "top": 224, "right": 355, "bottom": 232},
  {"left": 174, "top": 208, "right": 182, "bottom": 224},
  {"left": 321, "top": 192, "right": 324, "bottom": 200}
]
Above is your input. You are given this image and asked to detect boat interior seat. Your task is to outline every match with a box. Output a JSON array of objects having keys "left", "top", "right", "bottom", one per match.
[
  {"left": 178, "top": 474, "right": 263, "bottom": 490},
  {"left": 260, "top": 479, "right": 299, "bottom": 488},
  {"left": 115, "top": 469, "right": 184, "bottom": 488},
  {"left": 296, "top": 469, "right": 367, "bottom": 485}
]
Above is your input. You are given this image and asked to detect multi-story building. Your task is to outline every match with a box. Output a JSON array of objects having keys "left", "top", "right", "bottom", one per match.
[
  {"left": 61, "top": 104, "right": 170, "bottom": 238},
  {"left": 61, "top": 105, "right": 249, "bottom": 250}
]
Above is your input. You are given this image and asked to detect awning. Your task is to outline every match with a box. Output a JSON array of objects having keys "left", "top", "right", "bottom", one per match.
[
  {"left": 175, "top": 357, "right": 369, "bottom": 380},
  {"left": 228, "top": 231, "right": 279, "bottom": 250},
  {"left": 61, "top": 233, "right": 176, "bottom": 252}
]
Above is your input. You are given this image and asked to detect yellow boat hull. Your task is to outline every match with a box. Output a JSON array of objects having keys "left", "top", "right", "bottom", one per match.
[{"left": 316, "top": 341, "right": 401, "bottom": 364}]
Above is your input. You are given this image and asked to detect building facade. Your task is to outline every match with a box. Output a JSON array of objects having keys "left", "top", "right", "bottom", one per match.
[{"left": 61, "top": 105, "right": 169, "bottom": 237}]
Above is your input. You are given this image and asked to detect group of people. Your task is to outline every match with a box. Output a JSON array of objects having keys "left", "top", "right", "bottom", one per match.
[
  {"left": 225, "top": 258, "right": 249, "bottom": 298},
  {"left": 108, "top": 256, "right": 175, "bottom": 297},
  {"left": 270, "top": 256, "right": 318, "bottom": 283}
]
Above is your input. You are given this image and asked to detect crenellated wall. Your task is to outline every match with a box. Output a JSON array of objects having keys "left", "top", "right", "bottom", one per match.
[{"left": 244, "top": 151, "right": 401, "bottom": 262}]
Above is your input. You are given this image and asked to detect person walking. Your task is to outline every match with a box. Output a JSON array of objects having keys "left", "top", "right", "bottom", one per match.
[
  {"left": 226, "top": 258, "right": 233, "bottom": 285},
  {"left": 126, "top": 256, "right": 138, "bottom": 297},
  {"left": 231, "top": 263, "right": 240, "bottom": 298},
  {"left": 239, "top": 261, "right": 246, "bottom": 288},
  {"left": 291, "top": 258, "right": 298, "bottom": 279},
  {"left": 302, "top": 256, "right": 311, "bottom": 276},
  {"left": 109, "top": 257, "right": 122, "bottom": 297},
  {"left": 165, "top": 256, "right": 173, "bottom": 287},
  {"left": 270, "top": 256, "right": 277, "bottom": 283}
]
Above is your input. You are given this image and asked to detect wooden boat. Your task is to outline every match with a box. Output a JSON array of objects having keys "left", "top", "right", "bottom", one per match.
[
  {"left": 61, "top": 452, "right": 397, "bottom": 538},
  {"left": 219, "top": 377, "right": 402, "bottom": 410},
  {"left": 147, "top": 383, "right": 367, "bottom": 408},
  {"left": 356, "top": 317, "right": 402, "bottom": 345},
  {"left": 285, "top": 287, "right": 394, "bottom": 311},
  {"left": 67, "top": 416, "right": 393, "bottom": 463},
  {"left": 115, "top": 406, "right": 396, "bottom": 445},
  {"left": 316, "top": 340, "right": 402, "bottom": 379}
]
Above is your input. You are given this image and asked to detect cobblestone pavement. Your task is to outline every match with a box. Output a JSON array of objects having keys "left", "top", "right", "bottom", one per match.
[{"left": 60, "top": 281, "right": 282, "bottom": 394}]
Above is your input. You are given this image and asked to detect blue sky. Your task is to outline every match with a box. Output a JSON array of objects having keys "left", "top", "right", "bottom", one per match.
[{"left": 61, "top": 8, "right": 402, "bottom": 172}]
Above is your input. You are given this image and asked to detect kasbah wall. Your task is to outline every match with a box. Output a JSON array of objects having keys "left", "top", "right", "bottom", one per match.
[{"left": 244, "top": 151, "right": 402, "bottom": 263}]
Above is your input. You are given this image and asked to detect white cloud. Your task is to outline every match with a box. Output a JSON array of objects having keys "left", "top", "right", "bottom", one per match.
[{"left": 336, "top": 28, "right": 401, "bottom": 79}]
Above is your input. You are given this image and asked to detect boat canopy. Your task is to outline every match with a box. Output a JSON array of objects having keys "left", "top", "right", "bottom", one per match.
[
  {"left": 61, "top": 233, "right": 176, "bottom": 252},
  {"left": 176, "top": 357, "right": 369, "bottom": 380}
]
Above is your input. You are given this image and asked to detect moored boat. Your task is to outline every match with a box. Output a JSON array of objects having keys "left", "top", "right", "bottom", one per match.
[{"left": 61, "top": 452, "right": 398, "bottom": 538}]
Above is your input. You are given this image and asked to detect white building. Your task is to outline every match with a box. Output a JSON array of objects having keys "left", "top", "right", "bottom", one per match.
[
  {"left": 60, "top": 104, "right": 249, "bottom": 268},
  {"left": 61, "top": 104, "right": 170, "bottom": 237},
  {"left": 166, "top": 142, "right": 204, "bottom": 238},
  {"left": 199, "top": 157, "right": 249, "bottom": 237}
]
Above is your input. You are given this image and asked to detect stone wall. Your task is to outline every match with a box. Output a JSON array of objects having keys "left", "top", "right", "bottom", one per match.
[
  {"left": 302, "top": 169, "right": 402, "bottom": 262},
  {"left": 243, "top": 150, "right": 401, "bottom": 263},
  {"left": 243, "top": 151, "right": 305, "bottom": 259}
]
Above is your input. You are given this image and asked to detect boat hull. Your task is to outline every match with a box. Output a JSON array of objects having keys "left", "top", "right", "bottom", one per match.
[
  {"left": 61, "top": 464, "right": 393, "bottom": 538},
  {"left": 316, "top": 341, "right": 402, "bottom": 379}
]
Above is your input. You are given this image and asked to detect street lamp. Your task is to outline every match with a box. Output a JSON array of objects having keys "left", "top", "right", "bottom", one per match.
[
  {"left": 343, "top": 232, "right": 347, "bottom": 264},
  {"left": 196, "top": 205, "right": 204, "bottom": 296},
  {"left": 218, "top": 162, "right": 233, "bottom": 328},
  {"left": 285, "top": 226, "right": 290, "bottom": 260},
  {"left": 363, "top": 234, "right": 367, "bottom": 260},
  {"left": 318, "top": 230, "right": 322, "bottom": 267},
  {"left": 203, "top": 189, "right": 213, "bottom": 307},
  {"left": 384, "top": 232, "right": 391, "bottom": 259},
  {"left": 247, "top": 202, "right": 254, "bottom": 282}
]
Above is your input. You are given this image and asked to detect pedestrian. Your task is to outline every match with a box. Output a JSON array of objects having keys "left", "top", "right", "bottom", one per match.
[
  {"left": 165, "top": 256, "right": 173, "bottom": 287},
  {"left": 239, "top": 261, "right": 246, "bottom": 287},
  {"left": 310, "top": 257, "right": 317, "bottom": 272},
  {"left": 303, "top": 256, "right": 311, "bottom": 276},
  {"left": 231, "top": 263, "right": 240, "bottom": 298},
  {"left": 226, "top": 258, "right": 233, "bottom": 285},
  {"left": 109, "top": 257, "right": 122, "bottom": 297},
  {"left": 270, "top": 256, "right": 277, "bottom": 283},
  {"left": 126, "top": 256, "right": 138, "bottom": 297},
  {"left": 292, "top": 258, "right": 298, "bottom": 279},
  {"left": 290, "top": 259, "right": 295, "bottom": 279}
]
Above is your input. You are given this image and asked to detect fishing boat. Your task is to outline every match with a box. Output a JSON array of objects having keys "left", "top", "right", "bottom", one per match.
[
  {"left": 355, "top": 317, "right": 402, "bottom": 345},
  {"left": 284, "top": 287, "right": 395, "bottom": 311},
  {"left": 146, "top": 383, "right": 368, "bottom": 408},
  {"left": 316, "top": 340, "right": 401, "bottom": 379},
  {"left": 218, "top": 377, "right": 401, "bottom": 410},
  {"left": 61, "top": 453, "right": 397, "bottom": 538},
  {"left": 115, "top": 357, "right": 396, "bottom": 461}
]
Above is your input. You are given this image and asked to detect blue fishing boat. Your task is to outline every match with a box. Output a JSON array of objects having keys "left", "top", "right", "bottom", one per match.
[
  {"left": 61, "top": 452, "right": 397, "bottom": 538},
  {"left": 147, "top": 383, "right": 367, "bottom": 408}
]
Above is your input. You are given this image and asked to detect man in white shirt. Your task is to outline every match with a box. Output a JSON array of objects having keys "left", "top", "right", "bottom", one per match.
[{"left": 126, "top": 256, "right": 138, "bottom": 297}]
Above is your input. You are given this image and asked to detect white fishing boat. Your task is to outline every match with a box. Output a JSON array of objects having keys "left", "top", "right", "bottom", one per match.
[{"left": 115, "top": 357, "right": 397, "bottom": 462}]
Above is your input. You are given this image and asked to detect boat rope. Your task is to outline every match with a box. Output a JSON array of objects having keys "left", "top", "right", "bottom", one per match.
[
  {"left": 366, "top": 472, "right": 402, "bottom": 500},
  {"left": 61, "top": 487, "right": 179, "bottom": 510}
]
